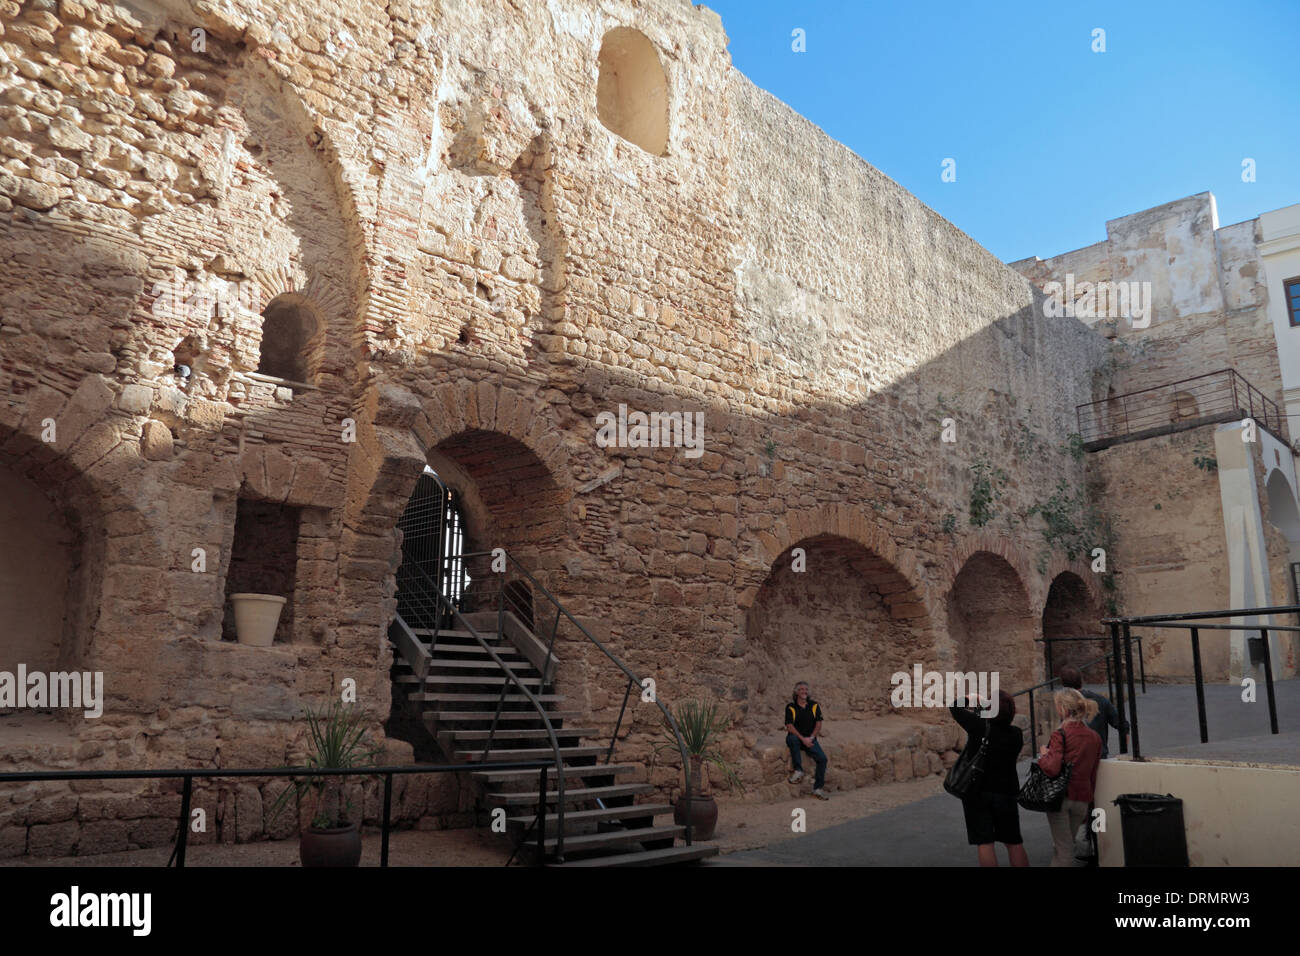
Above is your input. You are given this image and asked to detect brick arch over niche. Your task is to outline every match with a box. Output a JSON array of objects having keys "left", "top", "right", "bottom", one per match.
[
  {"left": 1042, "top": 569, "right": 1107, "bottom": 682},
  {"left": 339, "top": 381, "right": 579, "bottom": 638},
  {"left": 0, "top": 422, "right": 127, "bottom": 682},
  {"left": 943, "top": 532, "right": 1042, "bottom": 613},
  {"left": 741, "top": 532, "right": 938, "bottom": 731},
  {"left": 945, "top": 549, "right": 1037, "bottom": 693}
]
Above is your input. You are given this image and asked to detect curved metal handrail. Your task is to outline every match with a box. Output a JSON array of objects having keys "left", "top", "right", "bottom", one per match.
[
  {"left": 396, "top": 562, "right": 569, "bottom": 860},
  {"left": 452, "top": 549, "right": 697, "bottom": 843}
]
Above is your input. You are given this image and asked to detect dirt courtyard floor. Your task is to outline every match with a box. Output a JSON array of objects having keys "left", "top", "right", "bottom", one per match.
[{"left": 0, "top": 776, "right": 944, "bottom": 867}]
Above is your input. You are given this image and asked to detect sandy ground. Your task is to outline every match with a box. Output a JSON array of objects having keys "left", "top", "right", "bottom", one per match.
[{"left": 1, "top": 776, "right": 944, "bottom": 867}]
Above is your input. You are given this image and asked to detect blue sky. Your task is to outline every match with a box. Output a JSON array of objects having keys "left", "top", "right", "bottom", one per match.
[{"left": 704, "top": 0, "right": 1300, "bottom": 263}]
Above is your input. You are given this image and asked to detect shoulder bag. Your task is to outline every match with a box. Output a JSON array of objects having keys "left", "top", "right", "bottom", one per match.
[
  {"left": 1017, "top": 724, "right": 1072, "bottom": 812},
  {"left": 944, "top": 716, "right": 991, "bottom": 798}
]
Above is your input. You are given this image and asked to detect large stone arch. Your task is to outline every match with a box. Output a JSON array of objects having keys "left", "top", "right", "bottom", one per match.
[
  {"left": 0, "top": 417, "right": 147, "bottom": 707},
  {"left": 1041, "top": 569, "right": 1108, "bottom": 681},
  {"left": 741, "top": 531, "right": 938, "bottom": 731},
  {"left": 738, "top": 503, "right": 939, "bottom": 626},
  {"left": 340, "top": 380, "right": 579, "bottom": 638},
  {"left": 943, "top": 531, "right": 1042, "bottom": 613},
  {"left": 945, "top": 546, "right": 1037, "bottom": 693}
]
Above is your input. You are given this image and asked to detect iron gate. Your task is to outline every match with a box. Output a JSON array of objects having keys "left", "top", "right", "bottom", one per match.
[{"left": 395, "top": 468, "right": 467, "bottom": 628}]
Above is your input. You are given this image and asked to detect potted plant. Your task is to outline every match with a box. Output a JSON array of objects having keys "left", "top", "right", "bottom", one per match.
[
  {"left": 229, "top": 592, "right": 287, "bottom": 646},
  {"left": 271, "top": 702, "right": 381, "bottom": 867},
  {"left": 655, "top": 699, "right": 743, "bottom": 841}
]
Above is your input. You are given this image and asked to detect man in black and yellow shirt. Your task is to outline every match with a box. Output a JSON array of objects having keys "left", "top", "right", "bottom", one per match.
[{"left": 784, "top": 681, "right": 829, "bottom": 799}]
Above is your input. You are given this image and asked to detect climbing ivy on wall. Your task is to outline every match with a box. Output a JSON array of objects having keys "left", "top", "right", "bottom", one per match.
[{"left": 968, "top": 458, "right": 1008, "bottom": 528}]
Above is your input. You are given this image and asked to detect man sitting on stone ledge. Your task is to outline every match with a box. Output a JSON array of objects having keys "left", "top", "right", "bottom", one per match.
[{"left": 785, "top": 681, "right": 830, "bottom": 799}]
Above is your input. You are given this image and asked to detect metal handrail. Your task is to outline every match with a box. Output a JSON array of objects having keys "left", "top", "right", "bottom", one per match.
[
  {"left": 1008, "top": 652, "right": 1117, "bottom": 755},
  {"left": 448, "top": 549, "right": 697, "bottom": 844},
  {"left": 1102, "top": 604, "right": 1291, "bottom": 760},
  {"left": 394, "top": 561, "right": 570, "bottom": 861},
  {"left": 1075, "top": 368, "right": 1284, "bottom": 445},
  {"left": 0, "top": 762, "right": 553, "bottom": 867}
]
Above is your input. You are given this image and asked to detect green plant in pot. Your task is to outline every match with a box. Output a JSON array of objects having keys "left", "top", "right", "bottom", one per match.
[
  {"left": 654, "top": 699, "right": 743, "bottom": 841},
  {"left": 270, "top": 701, "right": 381, "bottom": 867}
]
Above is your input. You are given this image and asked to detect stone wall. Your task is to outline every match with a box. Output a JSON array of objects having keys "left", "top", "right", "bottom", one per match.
[{"left": 0, "top": 0, "right": 1112, "bottom": 855}]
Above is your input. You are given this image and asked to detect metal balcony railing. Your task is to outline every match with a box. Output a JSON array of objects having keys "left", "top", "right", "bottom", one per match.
[{"left": 1076, "top": 369, "right": 1284, "bottom": 450}]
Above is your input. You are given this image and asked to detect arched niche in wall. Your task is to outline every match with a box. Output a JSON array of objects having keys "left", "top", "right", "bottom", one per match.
[
  {"left": 596, "top": 27, "right": 669, "bottom": 156},
  {"left": 256, "top": 293, "right": 321, "bottom": 386}
]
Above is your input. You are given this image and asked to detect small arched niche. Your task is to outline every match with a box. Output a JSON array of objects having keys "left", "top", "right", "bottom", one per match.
[
  {"left": 256, "top": 293, "right": 320, "bottom": 385},
  {"left": 596, "top": 27, "right": 669, "bottom": 156}
]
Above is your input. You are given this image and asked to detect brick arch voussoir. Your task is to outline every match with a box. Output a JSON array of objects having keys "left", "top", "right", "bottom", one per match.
[
  {"left": 740, "top": 504, "right": 940, "bottom": 634},
  {"left": 420, "top": 381, "right": 578, "bottom": 493},
  {"left": 944, "top": 531, "right": 1039, "bottom": 612},
  {"left": 1041, "top": 557, "right": 1107, "bottom": 626}
]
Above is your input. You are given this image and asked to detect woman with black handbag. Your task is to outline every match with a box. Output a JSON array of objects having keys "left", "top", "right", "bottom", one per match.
[
  {"left": 948, "top": 690, "right": 1028, "bottom": 867},
  {"left": 1036, "top": 688, "right": 1102, "bottom": 867}
]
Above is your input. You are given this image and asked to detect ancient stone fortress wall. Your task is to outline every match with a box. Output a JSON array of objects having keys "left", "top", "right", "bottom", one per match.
[{"left": 0, "top": 0, "right": 1110, "bottom": 857}]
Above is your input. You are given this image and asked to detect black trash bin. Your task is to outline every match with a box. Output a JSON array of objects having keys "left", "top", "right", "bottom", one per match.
[{"left": 1113, "top": 792, "right": 1189, "bottom": 866}]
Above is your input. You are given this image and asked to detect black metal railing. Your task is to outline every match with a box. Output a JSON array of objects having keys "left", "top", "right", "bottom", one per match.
[
  {"left": 1010, "top": 650, "right": 1124, "bottom": 756},
  {"left": 0, "top": 762, "right": 552, "bottom": 867},
  {"left": 446, "top": 550, "right": 696, "bottom": 845},
  {"left": 1102, "top": 604, "right": 1294, "bottom": 760},
  {"left": 1039, "top": 634, "right": 1145, "bottom": 694},
  {"left": 390, "top": 560, "right": 570, "bottom": 859},
  {"left": 1075, "top": 368, "right": 1284, "bottom": 449}
]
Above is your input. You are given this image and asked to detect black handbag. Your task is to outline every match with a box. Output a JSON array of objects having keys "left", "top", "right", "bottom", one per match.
[
  {"left": 1017, "top": 725, "right": 1072, "bottom": 812},
  {"left": 944, "top": 717, "right": 991, "bottom": 798}
]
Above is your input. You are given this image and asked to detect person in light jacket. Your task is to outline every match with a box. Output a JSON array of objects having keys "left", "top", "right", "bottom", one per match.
[{"left": 1037, "top": 688, "right": 1102, "bottom": 867}]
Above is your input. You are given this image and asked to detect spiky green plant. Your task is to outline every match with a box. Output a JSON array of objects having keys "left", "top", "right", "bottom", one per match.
[
  {"left": 654, "top": 699, "right": 743, "bottom": 796},
  {"left": 270, "top": 702, "right": 382, "bottom": 829}
]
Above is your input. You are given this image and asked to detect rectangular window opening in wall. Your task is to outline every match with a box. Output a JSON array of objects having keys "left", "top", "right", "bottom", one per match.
[
  {"left": 223, "top": 498, "right": 302, "bottom": 646},
  {"left": 1286, "top": 277, "right": 1300, "bottom": 327}
]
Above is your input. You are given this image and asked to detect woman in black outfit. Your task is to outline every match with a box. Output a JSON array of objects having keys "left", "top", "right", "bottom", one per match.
[{"left": 949, "top": 690, "right": 1029, "bottom": 867}]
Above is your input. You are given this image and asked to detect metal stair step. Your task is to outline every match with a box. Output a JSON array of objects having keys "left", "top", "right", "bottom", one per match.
[
  {"left": 486, "top": 782, "right": 655, "bottom": 807},
  {"left": 426, "top": 710, "right": 581, "bottom": 723},
  {"left": 456, "top": 745, "right": 606, "bottom": 762},
  {"left": 396, "top": 674, "right": 544, "bottom": 686},
  {"left": 452, "top": 727, "right": 598, "bottom": 740},
  {"left": 474, "top": 762, "right": 636, "bottom": 783},
  {"left": 506, "top": 803, "right": 674, "bottom": 831},
  {"left": 549, "top": 844, "right": 720, "bottom": 867},
  {"left": 411, "top": 628, "right": 492, "bottom": 639},
  {"left": 539, "top": 824, "right": 685, "bottom": 852},
  {"left": 409, "top": 693, "right": 564, "bottom": 703},
  {"left": 423, "top": 658, "right": 534, "bottom": 671},
  {"left": 429, "top": 644, "right": 527, "bottom": 659}
]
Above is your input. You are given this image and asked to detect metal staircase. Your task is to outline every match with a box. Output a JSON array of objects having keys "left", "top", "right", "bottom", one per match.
[{"left": 388, "top": 548, "right": 717, "bottom": 867}]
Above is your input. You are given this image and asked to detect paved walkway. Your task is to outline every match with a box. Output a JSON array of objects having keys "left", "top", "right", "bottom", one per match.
[{"left": 711, "top": 680, "right": 1300, "bottom": 866}]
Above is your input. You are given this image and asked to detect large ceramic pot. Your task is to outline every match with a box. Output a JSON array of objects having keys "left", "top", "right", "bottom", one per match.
[
  {"left": 300, "top": 821, "right": 362, "bottom": 867},
  {"left": 230, "top": 593, "right": 286, "bottom": 647},
  {"left": 673, "top": 792, "right": 719, "bottom": 841}
]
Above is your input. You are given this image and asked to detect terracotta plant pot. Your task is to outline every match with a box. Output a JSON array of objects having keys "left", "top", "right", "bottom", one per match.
[
  {"left": 673, "top": 792, "right": 719, "bottom": 841},
  {"left": 300, "top": 821, "right": 362, "bottom": 867},
  {"left": 230, "top": 593, "right": 286, "bottom": 647}
]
